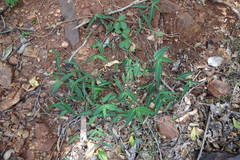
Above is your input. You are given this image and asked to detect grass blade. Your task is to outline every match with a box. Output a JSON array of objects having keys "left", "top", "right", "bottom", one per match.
[
  {"left": 51, "top": 80, "right": 62, "bottom": 94},
  {"left": 154, "top": 46, "right": 169, "bottom": 60},
  {"left": 154, "top": 61, "right": 162, "bottom": 87},
  {"left": 126, "top": 109, "right": 136, "bottom": 124}
]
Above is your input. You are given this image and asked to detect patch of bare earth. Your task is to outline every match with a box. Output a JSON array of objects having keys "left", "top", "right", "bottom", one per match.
[{"left": 0, "top": 0, "right": 239, "bottom": 159}]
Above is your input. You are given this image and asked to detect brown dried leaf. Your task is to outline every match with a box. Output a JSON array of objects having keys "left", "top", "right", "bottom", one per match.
[
  {"left": 156, "top": 115, "right": 179, "bottom": 139},
  {"left": 0, "top": 87, "right": 23, "bottom": 111}
]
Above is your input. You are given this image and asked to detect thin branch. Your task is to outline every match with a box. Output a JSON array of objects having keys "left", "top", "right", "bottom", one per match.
[
  {"left": 108, "top": 0, "right": 149, "bottom": 15},
  {"left": 1, "top": 15, "right": 6, "bottom": 29},
  {"left": 196, "top": 110, "right": 211, "bottom": 160},
  {"left": 0, "top": 27, "right": 35, "bottom": 34},
  {"left": 68, "top": 23, "right": 101, "bottom": 62},
  {"left": 74, "top": 0, "right": 149, "bottom": 29},
  {"left": 0, "top": 4, "right": 11, "bottom": 16}
]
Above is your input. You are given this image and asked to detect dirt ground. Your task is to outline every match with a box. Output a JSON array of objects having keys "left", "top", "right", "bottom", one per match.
[{"left": 0, "top": 0, "right": 240, "bottom": 159}]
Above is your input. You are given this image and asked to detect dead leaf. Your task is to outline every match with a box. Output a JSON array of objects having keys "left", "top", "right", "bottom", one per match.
[
  {"left": 0, "top": 87, "right": 23, "bottom": 111},
  {"left": 85, "top": 141, "right": 96, "bottom": 159},
  {"left": 176, "top": 109, "right": 198, "bottom": 123},
  {"left": 105, "top": 60, "right": 120, "bottom": 67},
  {"left": 156, "top": 115, "right": 179, "bottom": 139},
  {"left": 207, "top": 79, "right": 230, "bottom": 98},
  {"left": 29, "top": 76, "right": 39, "bottom": 87}
]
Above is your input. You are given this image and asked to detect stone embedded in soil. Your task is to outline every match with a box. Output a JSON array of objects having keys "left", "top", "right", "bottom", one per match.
[
  {"left": 22, "top": 150, "right": 35, "bottom": 160},
  {"left": 208, "top": 56, "right": 224, "bottom": 67},
  {"left": 13, "top": 139, "right": 25, "bottom": 153},
  {"left": 159, "top": 0, "right": 181, "bottom": 13},
  {"left": 207, "top": 79, "right": 230, "bottom": 98},
  {"left": 176, "top": 13, "right": 201, "bottom": 38},
  {"left": 156, "top": 115, "right": 179, "bottom": 139},
  {"left": 37, "top": 136, "right": 58, "bottom": 152},
  {"left": 0, "top": 61, "right": 13, "bottom": 88},
  {"left": 61, "top": 41, "right": 69, "bottom": 48},
  {"left": 35, "top": 123, "right": 50, "bottom": 139},
  {"left": 23, "top": 45, "right": 38, "bottom": 58},
  {"left": 59, "top": 0, "right": 79, "bottom": 46}
]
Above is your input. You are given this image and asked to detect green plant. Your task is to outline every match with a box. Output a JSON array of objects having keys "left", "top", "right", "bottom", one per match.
[
  {"left": 84, "top": 37, "right": 108, "bottom": 63},
  {"left": 98, "top": 150, "right": 108, "bottom": 160},
  {"left": 48, "top": 46, "right": 199, "bottom": 126},
  {"left": 133, "top": 0, "right": 162, "bottom": 29},
  {"left": 4, "top": 0, "right": 19, "bottom": 6}
]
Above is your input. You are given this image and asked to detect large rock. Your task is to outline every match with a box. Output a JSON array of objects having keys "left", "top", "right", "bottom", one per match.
[
  {"left": 207, "top": 79, "right": 230, "bottom": 98},
  {"left": 0, "top": 61, "right": 13, "bottom": 88},
  {"left": 176, "top": 13, "right": 201, "bottom": 38},
  {"left": 159, "top": 0, "right": 181, "bottom": 13},
  {"left": 59, "top": 0, "right": 79, "bottom": 46}
]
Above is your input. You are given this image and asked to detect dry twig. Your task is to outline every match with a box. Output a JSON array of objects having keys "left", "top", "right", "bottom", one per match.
[{"left": 196, "top": 109, "right": 211, "bottom": 160}]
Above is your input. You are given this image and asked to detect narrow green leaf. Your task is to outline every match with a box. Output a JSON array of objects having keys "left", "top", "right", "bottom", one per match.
[
  {"left": 61, "top": 73, "right": 73, "bottom": 81},
  {"left": 136, "top": 106, "right": 155, "bottom": 115},
  {"left": 139, "top": 9, "right": 149, "bottom": 23},
  {"left": 87, "top": 16, "right": 97, "bottom": 30},
  {"left": 88, "top": 116, "right": 97, "bottom": 125},
  {"left": 126, "top": 109, "right": 136, "bottom": 124},
  {"left": 154, "top": 5, "right": 162, "bottom": 12},
  {"left": 152, "top": 0, "right": 160, "bottom": 5},
  {"left": 51, "top": 80, "right": 62, "bottom": 94},
  {"left": 100, "top": 19, "right": 109, "bottom": 31},
  {"left": 175, "top": 71, "right": 195, "bottom": 80},
  {"left": 106, "top": 21, "right": 114, "bottom": 35},
  {"left": 136, "top": 111, "right": 143, "bottom": 123},
  {"left": 147, "top": 84, "right": 155, "bottom": 94},
  {"left": 125, "top": 89, "right": 137, "bottom": 101},
  {"left": 114, "top": 79, "right": 123, "bottom": 91},
  {"left": 59, "top": 110, "right": 68, "bottom": 117},
  {"left": 132, "top": 4, "right": 148, "bottom": 8},
  {"left": 154, "top": 46, "right": 170, "bottom": 60},
  {"left": 101, "top": 92, "right": 116, "bottom": 103},
  {"left": 155, "top": 31, "right": 165, "bottom": 37},
  {"left": 136, "top": 17, "right": 142, "bottom": 35},
  {"left": 90, "top": 43, "right": 99, "bottom": 48},
  {"left": 104, "top": 104, "right": 123, "bottom": 112},
  {"left": 96, "top": 14, "right": 115, "bottom": 19},
  {"left": 133, "top": 62, "right": 141, "bottom": 78},
  {"left": 145, "top": 95, "right": 152, "bottom": 107},
  {"left": 67, "top": 136, "right": 80, "bottom": 144},
  {"left": 76, "top": 110, "right": 92, "bottom": 116},
  {"left": 149, "top": 5, "right": 155, "bottom": 22},
  {"left": 164, "top": 101, "right": 174, "bottom": 111},
  {"left": 56, "top": 58, "right": 61, "bottom": 72},
  {"left": 52, "top": 49, "right": 61, "bottom": 57},
  {"left": 118, "top": 92, "right": 127, "bottom": 101},
  {"left": 98, "top": 150, "right": 108, "bottom": 160},
  {"left": 93, "top": 104, "right": 103, "bottom": 116},
  {"left": 158, "top": 57, "right": 174, "bottom": 63},
  {"left": 111, "top": 114, "right": 122, "bottom": 123},
  {"left": 102, "top": 107, "right": 107, "bottom": 119},
  {"left": 233, "top": 118, "right": 240, "bottom": 129},
  {"left": 62, "top": 103, "right": 76, "bottom": 115},
  {"left": 154, "top": 61, "right": 162, "bottom": 87}
]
